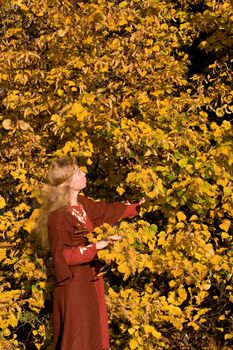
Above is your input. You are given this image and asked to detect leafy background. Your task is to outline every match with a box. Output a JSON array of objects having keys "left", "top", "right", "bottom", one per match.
[{"left": 0, "top": 0, "right": 232, "bottom": 349}]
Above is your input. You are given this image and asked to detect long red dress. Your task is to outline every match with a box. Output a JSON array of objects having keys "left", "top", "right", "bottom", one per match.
[{"left": 48, "top": 195, "right": 139, "bottom": 350}]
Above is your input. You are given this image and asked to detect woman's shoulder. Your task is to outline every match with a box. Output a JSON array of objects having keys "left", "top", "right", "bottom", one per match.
[
  {"left": 48, "top": 208, "right": 72, "bottom": 222},
  {"left": 78, "top": 194, "right": 104, "bottom": 207},
  {"left": 78, "top": 194, "right": 94, "bottom": 203}
]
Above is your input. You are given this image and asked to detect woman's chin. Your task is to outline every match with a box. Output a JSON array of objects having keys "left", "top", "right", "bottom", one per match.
[{"left": 81, "top": 182, "right": 87, "bottom": 190}]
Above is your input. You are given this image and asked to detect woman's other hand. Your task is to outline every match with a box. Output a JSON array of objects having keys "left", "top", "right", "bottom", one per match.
[
  {"left": 139, "top": 197, "right": 145, "bottom": 205},
  {"left": 108, "top": 235, "right": 122, "bottom": 242},
  {"left": 96, "top": 235, "right": 122, "bottom": 250},
  {"left": 96, "top": 240, "right": 109, "bottom": 250}
]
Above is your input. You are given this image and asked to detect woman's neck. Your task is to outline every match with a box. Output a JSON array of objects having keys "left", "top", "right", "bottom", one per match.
[{"left": 70, "top": 190, "right": 79, "bottom": 206}]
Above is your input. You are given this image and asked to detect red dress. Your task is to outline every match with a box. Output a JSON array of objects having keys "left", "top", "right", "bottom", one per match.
[{"left": 48, "top": 195, "right": 139, "bottom": 350}]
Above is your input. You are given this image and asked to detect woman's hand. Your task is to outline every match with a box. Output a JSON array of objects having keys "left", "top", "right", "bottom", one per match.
[
  {"left": 139, "top": 197, "right": 145, "bottom": 205},
  {"left": 96, "top": 240, "right": 110, "bottom": 250},
  {"left": 96, "top": 235, "right": 122, "bottom": 250},
  {"left": 108, "top": 235, "right": 122, "bottom": 242}
]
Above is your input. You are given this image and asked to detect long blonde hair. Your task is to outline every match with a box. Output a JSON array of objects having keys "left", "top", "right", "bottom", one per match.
[{"left": 35, "top": 157, "right": 77, "bottom": 251}]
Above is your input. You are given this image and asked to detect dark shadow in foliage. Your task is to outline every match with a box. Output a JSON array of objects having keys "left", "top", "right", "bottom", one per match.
[{"left": 186, "top": 34, "right": 217, "bottom": 77}]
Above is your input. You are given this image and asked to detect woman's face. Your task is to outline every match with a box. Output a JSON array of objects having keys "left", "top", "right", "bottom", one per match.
[{"left": 69, "top": 166, "right": 87, "bottom": 191}]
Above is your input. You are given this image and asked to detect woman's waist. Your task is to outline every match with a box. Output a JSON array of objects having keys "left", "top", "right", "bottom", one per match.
[{"left": 69, "top": 260, "right": 96, "bottom": 272}]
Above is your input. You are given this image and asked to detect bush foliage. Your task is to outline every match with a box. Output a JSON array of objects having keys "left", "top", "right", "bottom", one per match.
[{"left": 0, "top": 0, "right": 232, "bottom": 349}]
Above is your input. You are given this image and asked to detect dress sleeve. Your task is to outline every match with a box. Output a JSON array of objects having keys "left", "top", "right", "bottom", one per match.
[
  {"left": 120, "top": 202, "right": 140, "bottom": 219},
  {"left": 78, "top": 195, "right": 140, "bottom": 228},
  {"left": 48, "top": 210, "right": 74, "bottom": 284},
  {"left": 63, "top": 243, "right": 97, "bottom": 266}
]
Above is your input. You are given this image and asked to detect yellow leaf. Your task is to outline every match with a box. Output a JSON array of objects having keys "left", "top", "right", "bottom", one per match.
[
  {"left": 18, "top": 120, "right": 32, "bottom": 131},
  {"left": 172, "top": 268, "right": 183, "bottom": 277},
  {"left": 144, "top": 149, "right": 152, "bottom": 157},
  {"left": 128, "top": 328, "right": 135, "bottom": 335},
  {"left": 177, "top": 211, "right": 186, "bottom": 221},
  {"left": 70, "top": 102, "right": 84, "bottom": 114},
  {"left": 225, "top": 334, "right": 233, "bottom": 340},
  {"left": 24, "top": 209, "right": 40, "bottom": 233},
  {"left": 36, "top": 11, "right": 44, "bottom": 17},
  {"left": 210, "top": 255, "right": 222, "bottom": 265},
  {"left": 202, "top": 283, "right": 211, "bottom": 290},
  {"left": 188, "top": 321, "right": 199, "bottom": 331},
  {"left": 3, "top": 328, "right": 11, "bottom": 337},
  {"left": 8, "top": 313, "right": 18, "bottom": 327},
  {"left": 143, "top": 325, "right": 161, "bottom": 339},
  {"left": 67, "top": 80, "right": 76, "bottom": 87},
  {"left": 219, "top": 220, "right": 231, "bottom": 232},
  {"left": 17, "top": 2, "right": 29, "bottom": 11},
  {"left": 146, "top": 39, "right": 153, "bottom": 46},
  {"left": 216, "top": 327, "right": 224, "bottom": 332},
  {"left": 157, "top": 231, "right": 167, "bottom": 245},
  {"left": 119, "top": 0, "right": 128, "bottom": 8},
  {"left": 190, "top": 215, "right": 198, "bottom": 221},
  {"left": 51, "top": 114, "right": 59, "bottom": 121},
  {"left": 84, "top": 36, "right": 93, "bottom": 45},
  {"left": 178, "top": 158, "right": 188, "bottom": 168},
  {"left": 213, "top": 128, "right": 222, "bottom": 138},
  {"left": 70, "top": 102, "right": 89, "bottom": 121},
  {"left": 176, "top": 222, "right": 185, "bottom": 229},
  {"left": 151, "top": 90, "right": 163, "bottom": 97},
  {"left": 0, "top": 248, "right": 7, "bottom": 262},
  {"left": 57, "top": 89, "right": 64, "bottom": 96},
  {"left": 219, "top": 146, "right": 229, "bottom": 155},
  {"left": 144, "top": 324, "right": 154, "bottom": 334},
  {"left": 118, "top": 263, "right": 131, "bottom": 280},
  {"left": 193, "top": 308, "right": 209, "bottom": 321},
  {"left": 15, "top": 203, "right": 31, "bottom": 213},
  {"left": 152, "top": 45, "right": 160, "bottom": 52},
  {"left": 169, "top": 280, "right": 176, "bottom": 288},
  {"left": 0, "top": 196, "right": 6, "bottom": 209},
  {"left": 2, "top": 119, "right": 13, "bottom": 130},
  {"left": 129, "top": 339, "right": 138, "bottom": 349},
  {"left": 168, "top": 291, "right": 176, "bottom": 305},
  {"left": 221, "top": 232, "right": 229, "bottom": 239},
  {"left": 1, "top": 73, "right": 8, "bottom": 80},
  {"left": 57, "top": 28, "right": 70, "bottom": 37},
  {"left": 178, "top": 288, "right": 187, "bottom": 303},
  {"left": 138, "top": 92, "right": 150, "bottom": 104},
  {"left": 222, "top": 121, "right": 231, "bottom": 130},
  {"left": 152, "top": 329, "right": 161, "bottom": 339},
  {"left": 111, "top": 38, "right": 121, "bottom": 49},
  {"left": 116, "top": 185, "right": 125, "bottom": 195},
  {"left": 219, "top": 315, "right": 225, "bottom": 320}
]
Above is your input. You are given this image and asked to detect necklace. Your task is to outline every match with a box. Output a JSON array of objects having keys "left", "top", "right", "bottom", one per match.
[{"left": 71, "top": 203, "right": 88, "bottom": 225}]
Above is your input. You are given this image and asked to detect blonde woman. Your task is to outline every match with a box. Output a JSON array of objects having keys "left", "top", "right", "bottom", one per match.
[{"left": 36, "top": 157, "right": 142, "bottom": 350}]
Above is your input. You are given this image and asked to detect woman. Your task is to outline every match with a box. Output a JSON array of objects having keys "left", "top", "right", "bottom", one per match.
[{"left": 36, "top": 157, "right": 142, "bottom": 350}]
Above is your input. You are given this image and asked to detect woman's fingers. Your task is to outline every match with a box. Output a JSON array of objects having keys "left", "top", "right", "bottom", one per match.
[
  {"left": 108, "top": 235, "right": 122, "bottom": 241},
  {"left": 96, "top": 236, "right": 122, "bottom": 250},
  {"left": 96, "top": 240, "right": 110, "bottom": 250},
  {"left": 139, "top": 197, "right": 145, "bottom": 205}
]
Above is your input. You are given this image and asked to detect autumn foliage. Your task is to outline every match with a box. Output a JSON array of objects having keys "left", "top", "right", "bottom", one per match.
[{"left": 0, "top": 0, "right": 232, "bottom": 349}]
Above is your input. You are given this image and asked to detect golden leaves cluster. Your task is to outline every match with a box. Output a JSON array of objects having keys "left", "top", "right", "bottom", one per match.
[{"left": 0, "top": 0, "right": 232, "bottom": 348}]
